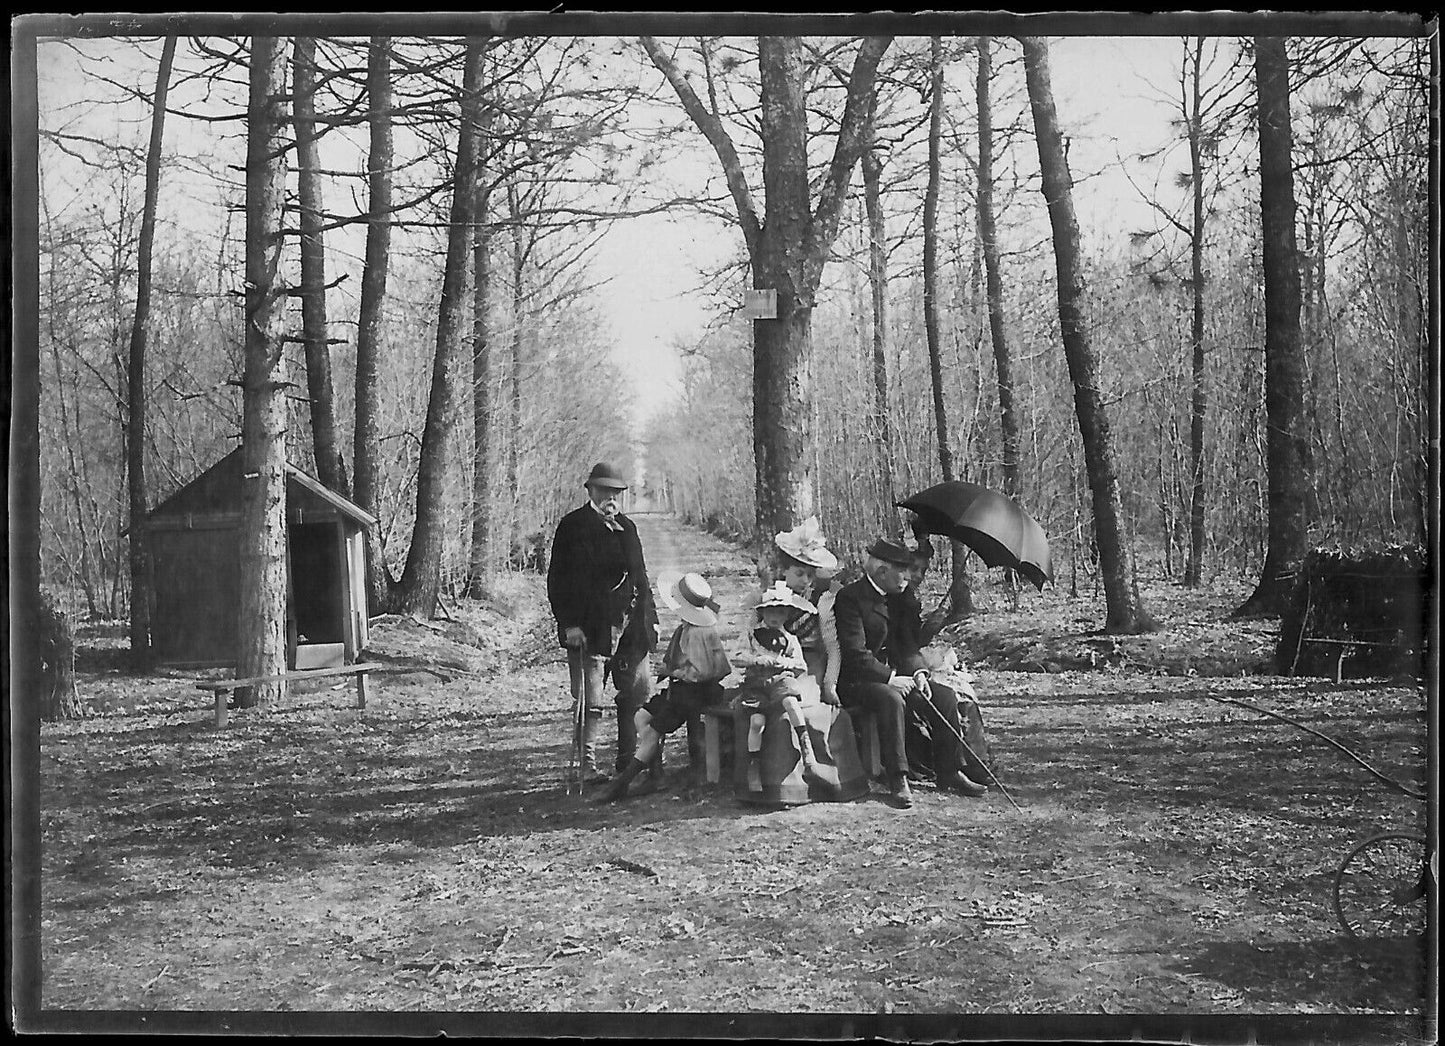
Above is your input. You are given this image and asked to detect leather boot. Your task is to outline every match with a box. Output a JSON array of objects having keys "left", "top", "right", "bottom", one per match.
[
  {"left": 633, "top": 748, "right": 665, "bottom": 796},
  {"left": 596, "top": 758, "right": 645, "bottom": 803},
  {"left": 795, "top": 726, "right": 839, "bottom": 796}
]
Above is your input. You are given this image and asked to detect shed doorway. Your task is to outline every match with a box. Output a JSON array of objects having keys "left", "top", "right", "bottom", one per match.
[{"left": 289, "top": 521, "right": 346, "bottom": 666}]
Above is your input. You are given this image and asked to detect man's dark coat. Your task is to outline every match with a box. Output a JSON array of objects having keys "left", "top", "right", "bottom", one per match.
[
  {"left": 547, "top": 503, "right": 657, "bottom": 668},
  {"left": 833, "top": 575, "right": 925, "bottom": 689}
]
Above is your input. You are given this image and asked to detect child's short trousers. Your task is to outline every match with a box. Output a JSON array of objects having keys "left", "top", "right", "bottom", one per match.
[{"left": 644, "top": 679, "right": 725, "bottom": 735}]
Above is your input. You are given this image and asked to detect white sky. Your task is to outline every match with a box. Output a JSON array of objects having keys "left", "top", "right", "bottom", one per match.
[
  {"left": 32, "top": 33, "right": 1209, "bottom": 429},
  {"left": 599, "top": 36, "right": 1193, "bottom": 425}
]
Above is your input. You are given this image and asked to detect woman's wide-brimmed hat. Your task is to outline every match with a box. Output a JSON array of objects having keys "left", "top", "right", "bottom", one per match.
[
  {"left": 774, "top": 516, "right": 838, "bottom": 571},
  {"left": 755, "top": 580, "right": 817, "bottom": 615},
  {"left": 657, "top": 570, "right": 720, "bottom": 627},
  {"left": 584, "top": 462, "right": 629, "bottom": 489}
]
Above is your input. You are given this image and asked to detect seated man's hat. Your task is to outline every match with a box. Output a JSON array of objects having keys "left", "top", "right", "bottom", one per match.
[{"left": 866, "top": 538, "right": 915, "bottom": 567}]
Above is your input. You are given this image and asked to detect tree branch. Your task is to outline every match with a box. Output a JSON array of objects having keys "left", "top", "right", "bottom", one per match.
[{"left": 641, "top": 36, "right": 761, "bottom": 259}]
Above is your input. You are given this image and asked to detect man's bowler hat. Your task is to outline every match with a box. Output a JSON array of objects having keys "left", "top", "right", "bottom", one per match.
[
  {"left": 866, "top": 538, "right": 915, "bottom": 566},
  {"left": 584, "top": 462, "right": 629, "bottom": 489}
]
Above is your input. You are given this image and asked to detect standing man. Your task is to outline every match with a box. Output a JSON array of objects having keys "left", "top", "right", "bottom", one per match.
[
  {"left": 547, "top": 462, "right": 659, "bottom": 786},
  {"left": 834, "top": 538, "right": 986, "bottom": 810}
]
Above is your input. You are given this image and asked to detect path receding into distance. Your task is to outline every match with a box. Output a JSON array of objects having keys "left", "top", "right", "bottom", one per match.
[{"left": 630, "top": 512, "right": 761, "bottom": 649}]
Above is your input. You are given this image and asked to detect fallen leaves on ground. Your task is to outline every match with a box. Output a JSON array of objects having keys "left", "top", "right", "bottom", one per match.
[{"left": 38, "top": 516, "right": 1429, "bottom": 1019}]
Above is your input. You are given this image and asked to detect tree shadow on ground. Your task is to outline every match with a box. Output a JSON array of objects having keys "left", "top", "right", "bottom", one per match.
[
  {"left": 1165, "top": 934, "right": 1428, "bottom": 1013},
  {"left": 53, "top": 702, "right": 859, "bottom": 875}
]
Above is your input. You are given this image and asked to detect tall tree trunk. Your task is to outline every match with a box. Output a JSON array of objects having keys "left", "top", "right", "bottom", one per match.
[
  {"left": 921, "top": 38, "right": 973, "bottom": 616},
  {"left": 356, "top": 36, "right": 396, "bottom": 614},
  {"left": 466, "top": 160, "right": 494, "bottom": 597},
  {"left": 643, "top": 34, "right": 890, "bottom": 551},
  {"left": 394, "top": 39, "right": 482, "bottom": 618},
  {"left": 923, "top": 37, "right": 952, "bottom": 487},
  {"left": 1184, "top": 38, "right": 1209, "bottom": 587},
  {"left": 125, "top": 34, "right": 175, "bottom": 671},
  {"left": 752, "top": 36, "right": 818, "bottom": 541},
  {"left": 1021, "top": 35, "right": 1158, "bottom": 634},
  {"left": 236, "top": 35, "right": 292, "bottom": 708},
  {"left": 505, "top": 180, "right": 525, "bottom": 562},
  {"left": 39, "top": 592, "right": 83, "bottom": 721},
  {"left": 293, "top": 36, "right": 347, "bottom": 495},
  {"left": 1235, "top": 36, "right": 1310, "bottom": 617},
  {"left": 977, "top": 36, "right": 1021, "bottom": 502},
  {"left": 861, "top": 145, "right": 896, "bottom": 529}
]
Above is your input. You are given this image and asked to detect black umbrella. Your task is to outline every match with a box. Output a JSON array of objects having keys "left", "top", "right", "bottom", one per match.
[{"left": 897, "top": 481, "right": 1053, "bottom": 590}]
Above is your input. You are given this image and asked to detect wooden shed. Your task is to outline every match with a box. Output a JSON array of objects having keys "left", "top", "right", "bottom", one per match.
[{"left": 145, "top": 449, "right": 376, "bottom": 669}]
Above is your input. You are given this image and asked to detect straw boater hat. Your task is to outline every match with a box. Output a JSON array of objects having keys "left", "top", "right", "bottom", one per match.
[
  {"left": 774, "top": 516, "right": 838, "bottom": 571},
  {"left": 755, "top": 580, "right": 817, "bottom": 616},
  {"left": 657, "top": 571, "right": 720, "bottom": 627}
]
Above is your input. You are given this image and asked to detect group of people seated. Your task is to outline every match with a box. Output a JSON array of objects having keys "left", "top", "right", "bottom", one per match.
[{"left": 600, "top": 517, "right": 993, "bottom": 810}]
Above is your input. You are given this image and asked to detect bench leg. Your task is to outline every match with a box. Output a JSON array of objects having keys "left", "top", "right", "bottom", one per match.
[
  {"left": 214, "top": 691, "right": 228, "bottom": 728},
  {"left": 356, "top": 671, "right": 370, "bottom": 709},
  {"left": 704, "top": 715, "right": 722, "bottom": 785}
]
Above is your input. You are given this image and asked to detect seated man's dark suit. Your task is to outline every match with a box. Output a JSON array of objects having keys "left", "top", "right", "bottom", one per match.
[
  {"left": 888, "top": 587, "right": 975, "bottom": 781},
  {"left": 832, "top": 574, "right": 916, "bottom": 780}
]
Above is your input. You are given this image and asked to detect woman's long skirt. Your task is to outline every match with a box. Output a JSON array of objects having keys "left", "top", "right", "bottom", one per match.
[{"left": 731, "top": 701, "right": 870, "bottom": 805}]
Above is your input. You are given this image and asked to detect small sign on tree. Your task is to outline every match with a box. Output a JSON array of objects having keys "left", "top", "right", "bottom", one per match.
[{"left": 742, "top": 288, "right": 777, "bottom": 320}]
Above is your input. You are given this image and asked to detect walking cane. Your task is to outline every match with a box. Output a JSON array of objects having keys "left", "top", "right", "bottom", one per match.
[
  {"left": 919, "top": 692, "right": 1023, "bottom": 813},
  {"left": 568, "top": 690, "right": 585, "bottom": 797}
]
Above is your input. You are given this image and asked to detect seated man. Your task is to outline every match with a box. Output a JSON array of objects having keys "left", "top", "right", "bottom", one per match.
[
  {"left": 833, "top": 538, "right": 986, "bottom": 809},
  {"left": 893, "top": 544, "right": 990, "bottom": 794}
]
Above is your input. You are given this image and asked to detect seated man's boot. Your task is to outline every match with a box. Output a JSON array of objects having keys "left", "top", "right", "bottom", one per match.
[
  {"left": 938, "top": 769, "right": 988, "bottom": 797},
  {"left": 885, "top": 774, "right": 914, "bottom": 809}
]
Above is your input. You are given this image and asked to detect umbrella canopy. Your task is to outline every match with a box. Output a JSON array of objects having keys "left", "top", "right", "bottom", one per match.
[{"left": 896, "top": 481, "right": 1053, "bottom": 590}]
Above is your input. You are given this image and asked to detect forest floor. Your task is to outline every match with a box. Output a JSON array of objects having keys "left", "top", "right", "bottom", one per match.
[{"left": 36, "top": 513, "right": 1431, "bottom": 1037}]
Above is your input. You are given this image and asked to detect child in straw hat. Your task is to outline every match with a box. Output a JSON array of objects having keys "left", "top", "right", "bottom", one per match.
[
  {"left": 733, "top": 581, "right": 839, "bottom": 795},
  {"left": 598, "top": 572, "right": 731, "bottom": 803}
]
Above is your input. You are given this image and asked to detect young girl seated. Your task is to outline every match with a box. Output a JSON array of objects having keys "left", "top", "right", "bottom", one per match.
[
  {"left": 598, "top": 572, "right": 731, "bottom": 803},
  {"left": 733, "top": 582, "right": 838, "bottom": 795}
]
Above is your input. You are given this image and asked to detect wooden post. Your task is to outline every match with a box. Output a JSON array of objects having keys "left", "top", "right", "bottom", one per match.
[
  {"left": 356, "top": 670, "right": 369, "bottom": 709},
  {"left": 214, "top": 690, "right": 228, "bottom": 728}
]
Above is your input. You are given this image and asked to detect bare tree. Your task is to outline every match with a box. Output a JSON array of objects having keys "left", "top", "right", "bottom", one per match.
[
  {"left": 860, "top": 141, "right": 896, "bottom": 522},
  {"left": 642, "top": 34, "right": 891, "bottom": 548},
  {"left": 1236, "top": 36, "right": 1311, "bottom": 617},
  {"left": 292, "top": 35, "right": 347, "bottom": 494},
  {"left": 355, "top": 36, "right": 395, "bottom": 613},
  {"left": 465, "top": 116, "right": 495, "bottom": 598},
  {"left": 1021, "top": 35, "right": 1158, "bottom": 634},
  {"left": 976, "top": 35, "right": 1021, "bottom": 502},
  {"left": 393, "top": 38, "right": 483, "bottom": 618},
  {"left": 235, "top": 36, "right": 292, "bottom": 708},
  {"left": 919, "top": 36, "right": 975, "bottom": 616},
  {"left": 124, "top": 34, "right": 176, "bottom": 670}
]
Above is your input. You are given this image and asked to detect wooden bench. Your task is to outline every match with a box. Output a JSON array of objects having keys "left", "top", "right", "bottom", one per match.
[
  {"left": 697, "top": 703, "right": 883, "bottom": 785},
  {"left": 1295, "top": 637, "right": 1397, "bottom": 683},
  {"left": 195, "top": 663, "right": 381, "bottom": 727}
]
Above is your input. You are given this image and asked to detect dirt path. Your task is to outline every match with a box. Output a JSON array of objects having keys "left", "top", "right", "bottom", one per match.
[
  {"left": 632, "top": 511, "right": 765, "bottom": 648},
  {"left": 33, "top": 513, "right": 1429, "bottom": 1034}
]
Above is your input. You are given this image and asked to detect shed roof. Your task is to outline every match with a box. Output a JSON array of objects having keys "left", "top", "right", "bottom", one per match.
[{"left": 148, "top": 448, "right": 377, "bottom": 529}]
